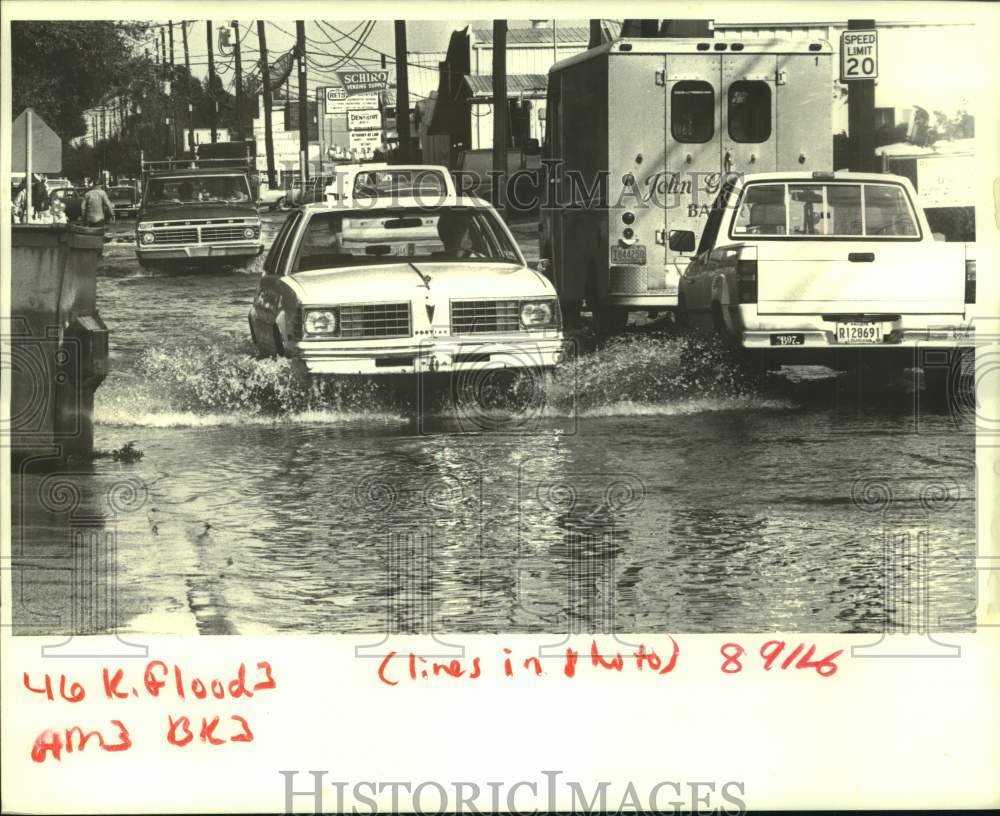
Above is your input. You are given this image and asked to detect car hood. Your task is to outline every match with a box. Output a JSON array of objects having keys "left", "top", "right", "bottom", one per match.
[
  {"left": 138, "top": 202, "right": 257, "bottom": 222},
  {"left": 286, "top": 261, "right": 554, "bottom": 304}
]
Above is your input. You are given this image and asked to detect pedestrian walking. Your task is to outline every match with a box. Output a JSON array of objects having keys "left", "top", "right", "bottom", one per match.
[{"left": 81, "top": 179, "right": 116, "bottom": 228}]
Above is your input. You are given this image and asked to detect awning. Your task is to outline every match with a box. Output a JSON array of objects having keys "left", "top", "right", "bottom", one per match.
[{"left": 461, "top": 73, "right": 548, "bottom": 100}]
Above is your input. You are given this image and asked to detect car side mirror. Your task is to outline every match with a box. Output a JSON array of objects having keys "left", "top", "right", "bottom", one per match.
[
  {"left": 534, "top": 258, "right": 551, "bottom": 274},
  {"left": 668, "top": 230, "right": 696, "bottom": 253}
]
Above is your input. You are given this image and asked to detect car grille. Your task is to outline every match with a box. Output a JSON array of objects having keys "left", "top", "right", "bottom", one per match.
[
  {"left": 146, "top": 221, "right": 258, "bottom": 245},
  {"left": 202, "top": 226, "right": 251, "bottom": 241},
  {"left": 450, "top": 300, "right": 521, "bottom": 334},
  {"left": 339, "top": 303, "right": 411, "bottom": 339},
  {"left": 153, "top": 228, "right": 199, "bottom": 244}
]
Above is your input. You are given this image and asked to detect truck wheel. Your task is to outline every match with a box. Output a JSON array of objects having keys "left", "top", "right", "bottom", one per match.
[
  {"left": 272, "top": 326, "right": 286, "bottom": 357},
  {"left": 560, "top": 299, "right": 582, "bottom": 330},
  {"left": 711, "top": 302, "right": 739, "bottom": 350},
  {"left": 586, "top": 271, "right": 628, "bottom": 338},
  {"left": 593, "top": 305, "right": 628, "bottom": 337}
]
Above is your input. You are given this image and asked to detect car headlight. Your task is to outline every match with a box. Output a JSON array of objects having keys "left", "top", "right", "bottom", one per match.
[
  {"left": 140, "top": 232, "right": 155, "bottom": 244},
  {"left": 243, "top": 227, "right": 256, "bottom": 239},
  {"left": 520, "top": 299, "right": 557, "bottom": 327},
  {"left": 304, "top": 309, "right": 338, "bottom": 336}
]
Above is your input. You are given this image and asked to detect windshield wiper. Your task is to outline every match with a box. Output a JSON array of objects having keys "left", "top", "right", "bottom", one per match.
[{"left": 408, "top": 261, "right": 432, "bottom": 289}]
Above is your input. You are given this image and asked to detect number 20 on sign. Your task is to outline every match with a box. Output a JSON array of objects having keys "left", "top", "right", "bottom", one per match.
[{"left": 840, "top": 29, "right": 878, "bottom": 81}]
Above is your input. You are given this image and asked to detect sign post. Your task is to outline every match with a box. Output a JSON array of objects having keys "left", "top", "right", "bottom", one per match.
[
  {"left": 12, "top": 107, "right": 62, "bottom": 224},
  {"left": 842, "top": 20, "right": 878, "bottom": 172}
]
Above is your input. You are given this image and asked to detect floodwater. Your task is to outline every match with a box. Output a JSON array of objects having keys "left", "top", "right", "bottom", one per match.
[{"left": 11, "top": 213, "right": 977, "bottom": 636}]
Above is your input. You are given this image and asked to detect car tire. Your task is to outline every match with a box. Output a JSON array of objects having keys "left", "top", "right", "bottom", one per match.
[
  {"left": 711, "top": 302, "right": 740, "bottom": 351},
  {"left": 272, "top": 326, "right": 286, "bottom": 357}
]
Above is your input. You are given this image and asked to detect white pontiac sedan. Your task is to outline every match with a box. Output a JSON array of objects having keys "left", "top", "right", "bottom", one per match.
[{"left": 248, "top": 194, "right": 564, "bottom": 377}]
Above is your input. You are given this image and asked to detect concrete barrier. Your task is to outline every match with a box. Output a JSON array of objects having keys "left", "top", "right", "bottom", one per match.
[{"left": 9, "top": 223, "right": 109, "bottom": 463}]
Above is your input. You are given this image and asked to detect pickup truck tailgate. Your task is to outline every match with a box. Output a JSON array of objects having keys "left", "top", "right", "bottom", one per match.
[{"left": 755, "top": 241, "right": 966, "bottom": 314}]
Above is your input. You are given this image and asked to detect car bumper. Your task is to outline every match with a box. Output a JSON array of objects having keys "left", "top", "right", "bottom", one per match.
[
  {"left": 136, "top": 242, "right": 264, "bottom": 260},
  {"left": 729, "top": 306, "right": 975, "bottom": 350},
  {"left": 606, "top": 294, "right": 678, "bottom": 308},
  {"left": 289, "top": 336, "right": 567, "bottom": 376}
]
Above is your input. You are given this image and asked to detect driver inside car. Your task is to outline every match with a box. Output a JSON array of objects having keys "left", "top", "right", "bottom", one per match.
[{"left": 435, "top": 210, "right": 486, "bottom": 259}]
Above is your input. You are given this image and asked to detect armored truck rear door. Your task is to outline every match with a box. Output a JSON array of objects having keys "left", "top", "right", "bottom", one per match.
[
  {"left": 775, "top": 52, "right": 834, "bottom": 172},
  {"left": 721, "top": 53, "right": 779, "bottom": 176},
  {"left": 663, "top": 53, "right": 723, "bottom": 272},
  {"left": 607, "top": 52, "right": 666, "bottom": 286}
]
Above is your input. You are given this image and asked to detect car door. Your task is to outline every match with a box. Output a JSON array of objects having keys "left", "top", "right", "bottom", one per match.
[{"left": 251, "top": 211, "right": 301, "bottom": 351}]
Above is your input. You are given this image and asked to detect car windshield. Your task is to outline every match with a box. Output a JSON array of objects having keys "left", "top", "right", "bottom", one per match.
[
  {"left": 109, "top": 187, "right": 136, "bottom": 203},
  {"left": 292, "top": 206, "right": 521, "bottom": 272},
  {"left": 144, "top": 175, "right": 251, "bottom": 206}
]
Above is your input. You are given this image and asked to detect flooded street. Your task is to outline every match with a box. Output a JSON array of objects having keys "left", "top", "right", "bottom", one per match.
[{"left": 12, "top": 212, "right": 977, "bottom": 636}]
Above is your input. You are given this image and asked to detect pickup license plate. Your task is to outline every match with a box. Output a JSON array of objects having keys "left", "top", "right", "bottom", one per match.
[
  {"left": 770, "top": 333, "right": 804, "bottom": 346},
  {"left": 836, "top": 322, "right": 883, "bottom": 345},
  {"left": 611, "top": 244, "right": 647, "bottom": 265}
]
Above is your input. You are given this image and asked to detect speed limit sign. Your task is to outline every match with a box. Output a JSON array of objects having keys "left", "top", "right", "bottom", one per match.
[{"left": 840, "top": 29, "right": 878, "bottom": 81}]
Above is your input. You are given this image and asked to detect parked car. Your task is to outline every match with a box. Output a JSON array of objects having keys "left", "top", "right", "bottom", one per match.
[
  {"left": 258, "top": 182, "right": 289, "bottom": 211},
  {"left": 676, "top": 171, "right": 975, "bottom": 367},
  {"left": 108, "top": 185, "right": 140, "bottom": 218},
  {"left": 248, "top": 190, "right": 564, "bottom": 378},
  {"left": 44, "top": 177, "right": 74, "bottom": 194}
]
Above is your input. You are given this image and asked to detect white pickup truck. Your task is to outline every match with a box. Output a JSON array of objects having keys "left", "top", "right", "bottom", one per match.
[{"left": 676, "top": 171, "right": 975, "bottom": 366}]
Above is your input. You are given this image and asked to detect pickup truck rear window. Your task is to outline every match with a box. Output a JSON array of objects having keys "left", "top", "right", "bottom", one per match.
[{"left": 731, "top": 182, "right": 920, "bottom": 239}]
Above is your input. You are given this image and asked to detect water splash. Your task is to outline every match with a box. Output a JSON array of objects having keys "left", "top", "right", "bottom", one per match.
[
  {"left": 544, "top": 331, "right": 773, "bottom": 412},
  {"left": 95, "top": 329, "right": 793, "bottom": 427}
]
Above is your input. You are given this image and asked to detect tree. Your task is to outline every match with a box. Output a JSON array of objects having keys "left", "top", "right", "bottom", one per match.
[{"left": 12, "top": 21, "right": 147, "bottom": 139}]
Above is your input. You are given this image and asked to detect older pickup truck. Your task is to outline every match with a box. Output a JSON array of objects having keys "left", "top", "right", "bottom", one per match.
[
  {"left": 675, "top": 171, "right": 975, "bottom": 367},
  {"left": 136, "top": 153, "right": 263, "bottom": 272}
]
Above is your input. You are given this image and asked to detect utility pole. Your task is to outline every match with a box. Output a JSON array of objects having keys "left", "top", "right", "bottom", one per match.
[
  {"left": 846, "top": 18, "right": 877, "bottom": 172},
  {"left": 296, "top": 21, "right": 309, "bottom": 189},
  {"left": 182, "top": 21, "right": 193, "bottom": 150},
  {"left": 232, "top": 20, "right": 244, "bottom": 142},
  {"left": 492, "top": 20, "right": 507, "bottom": 210},
  {"left": 589, "top": 19, "right": 602, "bottom": 48},
  {"left": 168, "top": 21, "right": 176, "bottom": 156},
  {"left": 394, "top": 21, "right": 411, "bottom": 163},
  {"left": 206, "top": 20, "right": 218, "bottom": 143},
  {"left": 257, "top": 20, "right": 277, "bottom": 188}
]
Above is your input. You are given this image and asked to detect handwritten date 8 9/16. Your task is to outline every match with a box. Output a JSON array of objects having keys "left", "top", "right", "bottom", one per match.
[{"left": 721, "top": 641, "right": 843, "bottom": 677}]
